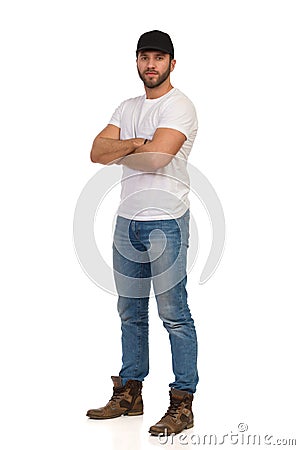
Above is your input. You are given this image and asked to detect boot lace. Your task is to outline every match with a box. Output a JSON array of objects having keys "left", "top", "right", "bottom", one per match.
[
  {"left": 109, "top": 387, "right": 126, "bottom": 403},
  {"left": 162, "top": 394, "right": 183, "bottom": 419}
]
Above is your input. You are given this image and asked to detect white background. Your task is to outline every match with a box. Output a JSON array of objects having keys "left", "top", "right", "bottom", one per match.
[{"left": 1, "top": 0, "right": 299, "bottom": 449}]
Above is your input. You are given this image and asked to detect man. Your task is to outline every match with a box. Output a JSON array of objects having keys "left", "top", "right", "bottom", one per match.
[{"left": 86, "top": 30, "right": 199, "bottom": 436}]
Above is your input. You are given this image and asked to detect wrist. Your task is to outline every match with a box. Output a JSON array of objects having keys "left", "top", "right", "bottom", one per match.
[{"left": 132, "top": 138, "right": 145, "bottom": 149}]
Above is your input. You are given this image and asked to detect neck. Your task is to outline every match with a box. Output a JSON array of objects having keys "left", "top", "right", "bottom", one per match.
[{"left": 144, "top": 79, "right": 173, "bottom": 99}]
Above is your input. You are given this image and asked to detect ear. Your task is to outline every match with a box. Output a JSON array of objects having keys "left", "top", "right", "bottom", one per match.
[{"left": 170, "top": 59, "right": 176, "bottom": 72}]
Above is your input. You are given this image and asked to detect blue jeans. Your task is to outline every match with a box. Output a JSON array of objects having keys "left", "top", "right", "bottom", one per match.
[{"left": 112, "top": 209, "right": 199, "bottom": 394}]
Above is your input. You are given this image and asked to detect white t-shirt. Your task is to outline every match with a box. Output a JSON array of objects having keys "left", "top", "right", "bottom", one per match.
[{"left": 109, "top": 88, "right": 198, "bottom": 220}]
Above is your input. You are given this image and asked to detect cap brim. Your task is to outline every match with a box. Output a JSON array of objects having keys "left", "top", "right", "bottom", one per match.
[{"left": 137, "top": 46, "right": 171, "bottom": 55}]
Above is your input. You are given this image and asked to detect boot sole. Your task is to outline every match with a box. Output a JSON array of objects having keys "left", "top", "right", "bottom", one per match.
[
  {"left": 124, "top": 410, "right": 144, "bottom": 416},
  {"left": 87, "top": 410, "right": 143, "bottom": 420},
  {"left": 149, "top": 420, "right": 194, "bottom": 436}
]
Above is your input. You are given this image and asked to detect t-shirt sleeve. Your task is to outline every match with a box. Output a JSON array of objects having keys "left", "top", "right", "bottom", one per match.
[
  {"left": 157, "top": 95, "right": 198, "bottom": 139},
  {"left": 108, "top": 101, "right": 124, "bottom": 128}
]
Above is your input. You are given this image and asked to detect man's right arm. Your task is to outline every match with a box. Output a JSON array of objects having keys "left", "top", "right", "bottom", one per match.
[{"left": 90, "top": 124, "right": 144, "bottom": 165}]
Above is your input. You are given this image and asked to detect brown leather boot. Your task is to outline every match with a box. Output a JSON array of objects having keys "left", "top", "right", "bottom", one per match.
[
  {"left": 149, "top": 388, "right": 194, "bottom": 436},
  {"left": 86, "top": 376, "right": 143, "bottom": 419}
]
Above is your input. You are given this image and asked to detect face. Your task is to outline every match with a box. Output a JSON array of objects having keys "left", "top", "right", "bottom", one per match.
[{"left": 137, "top": 51, "right": 176, "bottom": 89}]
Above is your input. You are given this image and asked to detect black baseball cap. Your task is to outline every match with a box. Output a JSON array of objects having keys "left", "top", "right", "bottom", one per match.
[{"left": 136, "top": 30, "right": 174, "bottom": 59}]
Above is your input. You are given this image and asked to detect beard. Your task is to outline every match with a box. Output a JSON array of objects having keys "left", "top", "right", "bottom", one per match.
[{"left": 138, "top": 62, "right": 172, "bottom": 89}]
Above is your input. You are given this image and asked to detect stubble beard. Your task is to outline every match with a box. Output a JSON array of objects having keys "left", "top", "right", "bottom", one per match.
[{"left": 138, "top": 61, "right": 172, "bottom": 89}]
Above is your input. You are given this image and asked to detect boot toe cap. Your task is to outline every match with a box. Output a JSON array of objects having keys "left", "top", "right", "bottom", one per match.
[
  {"left": 149, "top": 423, "right": 172, "bottom": 435},
  {"left": 86, "top": 408, "right": 105, "bottom": 418}
]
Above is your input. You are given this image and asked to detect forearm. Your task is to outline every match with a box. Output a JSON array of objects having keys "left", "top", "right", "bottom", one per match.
[
  {"left": 120, "top": 141, "right": 173, "bottom": 171},
  {"left": 90, "top": 137, "right": 144, "bottom": 165}
]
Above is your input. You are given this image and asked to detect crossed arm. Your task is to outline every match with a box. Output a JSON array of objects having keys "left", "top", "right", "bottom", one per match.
[{"left": 90, "top": 124, "right": 186, "bottom": 171}]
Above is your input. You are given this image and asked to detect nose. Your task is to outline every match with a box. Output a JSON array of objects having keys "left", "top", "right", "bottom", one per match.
[{"left": 147, "top": 57, "right": 156, "bottom": 69}]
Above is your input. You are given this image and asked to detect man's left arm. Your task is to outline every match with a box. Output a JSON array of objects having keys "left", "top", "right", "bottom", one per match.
[{"left": 119, "top": 127, "right": 186, "bottom": 171}]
